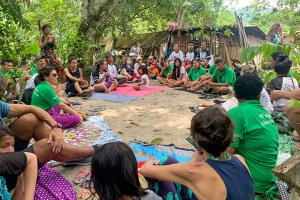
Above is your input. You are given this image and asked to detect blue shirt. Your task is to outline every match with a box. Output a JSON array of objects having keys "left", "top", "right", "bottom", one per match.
[{"left": 0, "top": 102, "right": 10, "bottom": 126}]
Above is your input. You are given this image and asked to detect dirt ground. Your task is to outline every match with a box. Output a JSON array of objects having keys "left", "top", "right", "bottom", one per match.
[{"left": 54, "top": 82, "right": 233, "bottom": 197}]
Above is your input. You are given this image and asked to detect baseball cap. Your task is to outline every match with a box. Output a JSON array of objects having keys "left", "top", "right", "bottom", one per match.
[
  {"left": 35, "top": 55, "right": 45, "bottom": 61},
  {"left": 152, "top": 62, "right": 158, "bottom": 67}
]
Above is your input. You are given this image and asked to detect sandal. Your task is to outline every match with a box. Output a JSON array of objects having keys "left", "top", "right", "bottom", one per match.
[
  {"left": 70, "top": 101, "right": 82, "bottom": 106},
  {"left": 74, "top": 169, "right": 91, "bottom": 184},
  {"left": 77, "top": 188, "right": 92, "bottom": 199},
  {"left": 213, "top": 100, "right": 226, "bottom": 104},
  {"left": 89, "top": 106, "right": 106, "bottom": 112}
]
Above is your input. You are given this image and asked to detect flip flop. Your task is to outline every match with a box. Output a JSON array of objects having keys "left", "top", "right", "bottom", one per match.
[
  {"left": 89, "top": 106, "right": 106, "bottom": 112},
  {"left": 213, "top": 100, "right": 226, "bottom": 104},
  {"left": 70, "top": 101, "right": 82, "bottom": 106},
  {"left": 74, "top": 169, "right": 91, "bottom": 184}
]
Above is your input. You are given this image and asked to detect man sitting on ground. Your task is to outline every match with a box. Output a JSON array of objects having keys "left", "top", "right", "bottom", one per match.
[
  {"left": 204, "top": 58, "right": 236, "bottom": 94},
  {"left": 1, "top": 59, "right": 30, "bottom": 100},
  {"left": 227, "top": 74, "right": 281, "bottom": 199}
]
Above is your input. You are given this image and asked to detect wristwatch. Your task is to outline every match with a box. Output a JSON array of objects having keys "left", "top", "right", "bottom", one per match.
[{"left": 51, "top": 123, "right": 62, "bottom": 129}]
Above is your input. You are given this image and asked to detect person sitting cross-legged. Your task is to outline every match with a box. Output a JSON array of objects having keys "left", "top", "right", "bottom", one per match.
[
  {"left": 227, "top": 74, "right": 286, "bottom": 199},
  {"left": 156, "top": 61, "right": 174, "bottom": 85},
  {"left": 183, "top": 59, "right": 206, "bottom": 88},
  {"left": 204, "top": 58, "right": 236, "bottom": 94},
  {"left": 64, "top": 56, "right": 94, "bottom": 98},
  {"left": 187, "top": 55, "right": 221, "bottom": 92},
  {"left": 90, "top": 60, "right": 118, "bottom": 93},
  {"left": 31, "top": 65, "right": 83, "bottom": 129}
]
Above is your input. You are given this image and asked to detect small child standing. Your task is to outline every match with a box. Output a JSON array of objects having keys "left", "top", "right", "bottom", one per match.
[{"left": 132, "top": 65, "right": 149, "bottom": 90}]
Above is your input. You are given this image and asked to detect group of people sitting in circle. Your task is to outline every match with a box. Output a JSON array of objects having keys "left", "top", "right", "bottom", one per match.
[{"left": 0, "top": 27, "right": 299, "bottom": 199}]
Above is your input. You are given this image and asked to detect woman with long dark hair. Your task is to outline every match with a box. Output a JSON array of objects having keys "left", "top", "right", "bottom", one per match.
[
  {"left": 166, "top": 58, "right": 186, "bottom": 87},
  {"left": 38, "top": 24, "right": 64, "bottom": 78},
  {"left": 266, "top": 22, "right": 283, "bottom": 44}
]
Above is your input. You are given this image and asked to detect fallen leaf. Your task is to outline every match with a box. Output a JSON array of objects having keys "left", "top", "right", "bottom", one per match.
[
  {"left": 154, "top": 116, "right": 162, "bottom": 118},
  {"left": 154, "top": 129, "right": 161, "bottom": 132},
  {"left": 138, "top": 112, "right": 145, "bottom": 116},
  {"left": 150, "top": 138, "right": 163, "bottom": 144},
  {"left": 124, "top": 119, "right": 133, "bottom": 122},
  {"left": 126, "top": 126, "right": 132, "bottom": 128},
  {"left": 130, "top": 122, "right": 139, "bottom": 126},
  {"left": 118, "top": 131, "right": 123, "bottom": 135}
]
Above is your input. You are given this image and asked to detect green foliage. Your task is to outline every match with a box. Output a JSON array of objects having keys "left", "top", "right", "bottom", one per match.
[
  {"left": 288, "top": 98, "right": 300, "bottom": 109},
  {"left": 240, "top": 42, "right": 300, "bottom": 66},
  {"left": 260, "top": 70, "right": 276, "bottom": 84}
]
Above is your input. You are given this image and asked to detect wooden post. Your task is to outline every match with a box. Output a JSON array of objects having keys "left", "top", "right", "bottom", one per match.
[{"left": 224, "top": 42, "right": 233, "bottom": 68}]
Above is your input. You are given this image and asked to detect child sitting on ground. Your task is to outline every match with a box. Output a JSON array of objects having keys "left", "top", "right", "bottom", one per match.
[
  {"left": 148, "top": 62, "right": 159, "bottom": 79},
  {"left": 132, "top": 65, "right": 149, "bottom": 90}
]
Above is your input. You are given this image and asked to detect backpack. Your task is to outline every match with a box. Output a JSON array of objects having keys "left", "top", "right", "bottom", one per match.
[{"left": 21, "top": 88, "right": 34, "bottom": 105}]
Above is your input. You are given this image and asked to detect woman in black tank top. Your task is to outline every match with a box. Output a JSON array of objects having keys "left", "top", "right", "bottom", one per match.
[
  {"left": 38, "top": 24, "right": 64, "bottom": 79},
  {"left": 63, "top": 56, "right": 94, "bottom": 99}
]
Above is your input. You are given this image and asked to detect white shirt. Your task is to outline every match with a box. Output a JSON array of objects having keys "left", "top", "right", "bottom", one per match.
[
  {"left": 168, "top": 51, "right": 184, "bottom": 62},
  {"left": 141, "top": 74, "right": 149, "bottom": 87},
  {"left": 185, "top": 51, "right": 195, "bottom": 61},
  {"left": 25, "top": 74, "right": 38, "bottom": 89},
  {"left": 107, "top": 63, "right": 118, "bottom": 78},
  {"left": 90, "top": 71, "right": 106, "bottom": 86}
]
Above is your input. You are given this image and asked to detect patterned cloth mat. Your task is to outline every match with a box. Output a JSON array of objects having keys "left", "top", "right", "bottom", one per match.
[
  {"left": 35, "top": 165, "right": 76, "bottom": 200},
  {"left": 128, "top": 140, "right": 194, "bottom": 163},
  {"left": 37, "top": 115, "right": 122, "bottom": 167}
]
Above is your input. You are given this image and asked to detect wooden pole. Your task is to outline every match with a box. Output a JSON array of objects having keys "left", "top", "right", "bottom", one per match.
[{"left": 224, "top": 42, "right": 233, "bottom": 68}]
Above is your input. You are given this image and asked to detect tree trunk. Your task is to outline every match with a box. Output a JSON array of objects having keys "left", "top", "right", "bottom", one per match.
[{"left": 78, "top": 0, "right": 124, "bottom": 43}]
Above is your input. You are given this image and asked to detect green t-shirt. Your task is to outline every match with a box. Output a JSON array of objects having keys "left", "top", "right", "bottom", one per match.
[
  {"left": 228, "top": 100, "right": 279, "bottom": 194},
  {"left": 30, "top": 66, "right": 38, "bottom": 76},
  {"left": 162, "top": 65, "right": 174, "bottom": 77},
  {"left": 212, "top": 66, "right": 236, "bottom": 86},
  {"left": 188, "top": 67, "right": 206, "bottom": 81},
  {"left": 208, "top": 64, "right": 216, "bottom": 74},
  {"left": 0, "top": 69, "right": 21, "bottom": 78},
  {"left": 31, "top": 81, "right": 61, "bottom": 110}
]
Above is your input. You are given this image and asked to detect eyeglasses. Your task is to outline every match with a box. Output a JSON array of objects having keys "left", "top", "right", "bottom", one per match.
[{"left": 50, "top": 73, "right": 58, "bottom": 77}]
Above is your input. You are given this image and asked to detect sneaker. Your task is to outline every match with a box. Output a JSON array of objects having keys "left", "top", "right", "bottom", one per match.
[
  {"left": 62, "top": 156, "right": 92, "bottom": 167},
  {"left": 80, "top": 92, "right": 92, "bottom": 99}
]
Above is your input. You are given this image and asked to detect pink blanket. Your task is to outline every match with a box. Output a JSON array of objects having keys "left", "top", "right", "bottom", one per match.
[{"left": 111, "top": 84, "right": 169, "bottom": 97}]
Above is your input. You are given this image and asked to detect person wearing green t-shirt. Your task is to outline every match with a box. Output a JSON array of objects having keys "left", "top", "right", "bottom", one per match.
[
  {"left": 0, "top": 58, "right": 26, "bottom": 99},
  {"left": 205, "top": 58, "right": 236, "bottom": 94},
  {"left": 227, "top": 74, "right": 280, "bottom": 198},
  {"left": 31, "top": 65, "right": 82, "bottom": 129},
  {"left": 187, "top": 55, "right": 221, "bottom": 92},
  {"left": 183, "top": 59, "right": 206, "bottom": 88},
  {"left": 157, "top": 61, "right": 174, "bottom": 85},
  {"left": 30, "top": 55, "right": 46, "bottom": 76}
]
